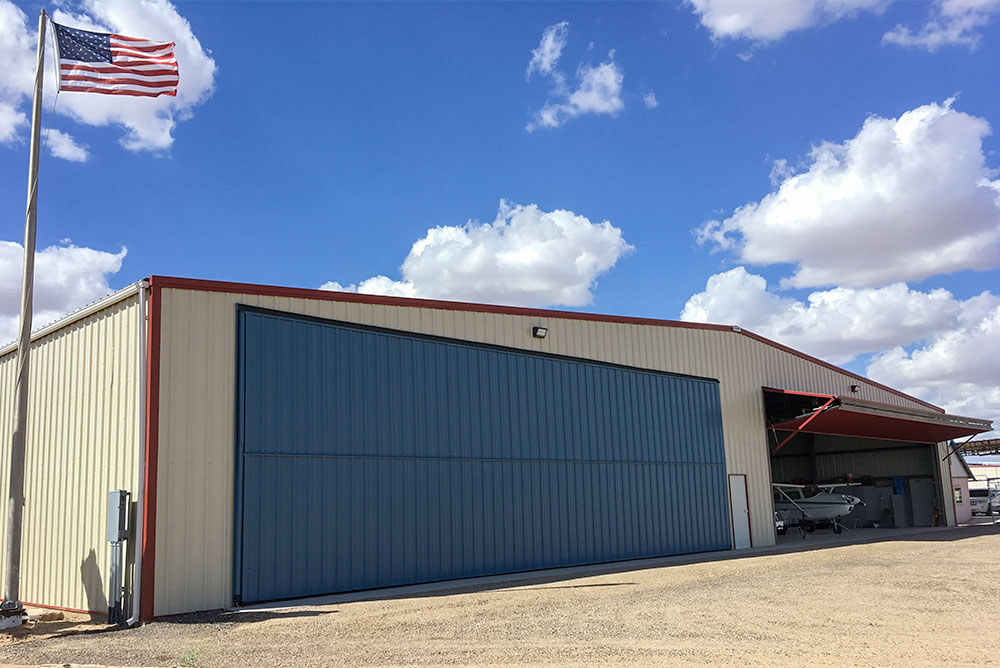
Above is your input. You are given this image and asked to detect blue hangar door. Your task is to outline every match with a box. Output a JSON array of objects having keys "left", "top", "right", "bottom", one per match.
[{"left": 234, "top": 306, "right": 730, "bottom": 604}]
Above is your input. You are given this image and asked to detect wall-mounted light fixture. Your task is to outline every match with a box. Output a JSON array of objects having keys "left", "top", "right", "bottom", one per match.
[
  {"left": 850, "top": 384, "right": 859, "bottom": 393},
  {"left": 532, "top": 326, "right": 548, "bottom": 339}
]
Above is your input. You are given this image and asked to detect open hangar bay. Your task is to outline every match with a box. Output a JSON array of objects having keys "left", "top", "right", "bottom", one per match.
[{"left": 0, "top": 276, "right": 991, "bottom": 620}]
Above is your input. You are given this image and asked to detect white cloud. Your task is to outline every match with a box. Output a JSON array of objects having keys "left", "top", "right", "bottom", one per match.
[
  {"left": 0, "top": 240, "right": 127, "bottom": 345},
  {"left": 0, "top": 101, "right": 26, "bottom": 143},
  {"left": 0, "top": 1, "right": 34, "bottom": 101},
  {"left": 867, "top": 300, "right": 1000, "bottom": 436},
  {"left": 46, "top": 128, "right": 89, "bottom": 162},
  {"left": 526, "top": 21, "right": 568, "bottom": 80},
  {"left": 689, "top": 0, "right": 888, "bottom": 42},
  {"left": 643, "top": 91, "right": 659, "bottom": 109},
  {"left": 525, "top": 23, "right": 625, "bottom": 131},
  {"left": 0, "top": 0, "right": 216, "bottom": 153},
  {"left": 528, "top": 59, "right": 624, "bottom": 131},
  {"left": 696, "top": 100, "right": 1000, "bottom": 289},
  {"left": 681, "top": 266, "right": 1000, "bottom": 431},
  {"left": 321, "top": 201, "right": 633, "bottom": 308},
  {"left": 883, "top": 0, "right": 1000, "bottom": 51},
  {"left": 680, "top": 266, "right": 996, "bottom": 365}
]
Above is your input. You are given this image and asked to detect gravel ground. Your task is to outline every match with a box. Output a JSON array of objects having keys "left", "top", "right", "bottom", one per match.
[{"left": 1, "top": 524, "right": 998, "bottom": 667}]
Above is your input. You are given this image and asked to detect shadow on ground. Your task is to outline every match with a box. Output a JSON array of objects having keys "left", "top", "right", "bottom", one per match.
[{"left": 229, "top": 522, "right": 1000, "bottom": 612}]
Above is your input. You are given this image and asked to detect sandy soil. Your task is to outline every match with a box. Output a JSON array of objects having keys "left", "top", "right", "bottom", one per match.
[{"left": 1, "top": 524, "right": 998, "bottom": 668}]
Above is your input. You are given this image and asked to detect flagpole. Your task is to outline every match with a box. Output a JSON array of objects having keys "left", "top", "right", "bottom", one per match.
[{"left": 2, "top": 8, "right": 47, "bottom": 626}]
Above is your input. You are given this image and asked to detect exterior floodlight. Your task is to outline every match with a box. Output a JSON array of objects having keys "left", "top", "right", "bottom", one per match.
[
  {"left": 532, "top": 326, "right": 548, "bottom": 339},
  {"left": 850, "top": 384, "right": 859, "bottom": 393}
]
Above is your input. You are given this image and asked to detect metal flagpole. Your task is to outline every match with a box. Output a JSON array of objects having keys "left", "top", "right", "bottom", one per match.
[{"left": 2, "top": 8, "right": 47, "bottom": 629}]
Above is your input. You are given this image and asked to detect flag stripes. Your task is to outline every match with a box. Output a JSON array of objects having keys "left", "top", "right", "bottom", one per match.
[{"left": 53, "top": 21, "right": 179, "bottom": 98}]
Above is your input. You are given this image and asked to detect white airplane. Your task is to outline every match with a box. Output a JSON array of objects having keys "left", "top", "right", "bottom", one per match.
[{"left": 772, "top": 482, "right": 864, "bottom": 535}]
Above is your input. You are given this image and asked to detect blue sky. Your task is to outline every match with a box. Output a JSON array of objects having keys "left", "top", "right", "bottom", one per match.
[{"left": 1, "top": 0, "right": 999, "bottom": 437}]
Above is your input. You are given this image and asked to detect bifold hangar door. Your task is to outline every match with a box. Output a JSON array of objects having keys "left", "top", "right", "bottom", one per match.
[{"left": 234, "top": 306, "right": 729, "bottom": 604}]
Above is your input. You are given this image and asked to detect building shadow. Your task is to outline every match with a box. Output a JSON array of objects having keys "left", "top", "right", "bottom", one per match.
[{"left": 80, "top": 548, "right": 107, "bottom": 616}]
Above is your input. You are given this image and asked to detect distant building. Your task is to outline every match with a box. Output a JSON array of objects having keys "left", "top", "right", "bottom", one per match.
[{"left": 950, "top": 451, "right": 976, "bottom": 524}]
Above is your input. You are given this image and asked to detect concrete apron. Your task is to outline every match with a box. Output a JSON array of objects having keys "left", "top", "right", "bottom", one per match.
[{"left": 236, "top": 521, "right": 999, "bottom": 614}]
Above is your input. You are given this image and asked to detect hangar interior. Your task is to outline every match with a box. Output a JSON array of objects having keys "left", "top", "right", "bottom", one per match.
[{"left": 763, "top": 388, "right": 990, "bottom": 533}]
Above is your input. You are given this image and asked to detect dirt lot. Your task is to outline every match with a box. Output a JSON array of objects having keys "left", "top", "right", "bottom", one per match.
[{"left": 1, "top": 524, "right": 998, "bottom": 667}]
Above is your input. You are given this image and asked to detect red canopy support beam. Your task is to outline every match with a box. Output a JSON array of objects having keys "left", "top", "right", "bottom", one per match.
[{"left": 772, "top": 396, "right": 836, "bottom": 452}]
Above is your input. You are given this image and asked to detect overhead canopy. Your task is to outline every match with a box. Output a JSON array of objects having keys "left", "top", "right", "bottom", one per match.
[{"left": 764, "top": 388, "right": 993, "bottom": 445}]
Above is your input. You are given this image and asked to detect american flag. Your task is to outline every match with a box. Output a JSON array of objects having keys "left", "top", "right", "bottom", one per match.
[{"left": 52, "top": 22, "right": 179, "bottom": 98}]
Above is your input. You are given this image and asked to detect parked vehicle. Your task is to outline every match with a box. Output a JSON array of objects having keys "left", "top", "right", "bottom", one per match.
[{"left": 970, "top": 488, "right": 1000, "bottom": 516}]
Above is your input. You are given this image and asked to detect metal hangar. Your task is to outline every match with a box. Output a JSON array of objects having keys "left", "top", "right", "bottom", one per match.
[{"left": 0, "top": 276, "right": 990, "bottom": 619}]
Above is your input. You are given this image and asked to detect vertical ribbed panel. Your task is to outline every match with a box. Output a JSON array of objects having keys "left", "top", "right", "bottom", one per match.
[
  {"left": 155, "top": 287, "right": 945, "bottom": 615},
  {"left": 235, "top": 308, "right": 728, "bottom": 603},
  {"left": 0, "top": 295, "right": 140, "bottom": 613}
]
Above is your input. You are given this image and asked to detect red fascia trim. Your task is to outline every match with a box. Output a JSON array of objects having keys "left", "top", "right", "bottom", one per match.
[
  {"left": 139, "top": 278, "right": 163, "bottom": 621},
  {"left": 147, "top": 276, "right": 736, "bottom": 331},
  {"left": 147, "top": 275, "right": 941, "bottom": 412},
  {"left": 23, "top": 601, "right": 107, "bottom": 617}
]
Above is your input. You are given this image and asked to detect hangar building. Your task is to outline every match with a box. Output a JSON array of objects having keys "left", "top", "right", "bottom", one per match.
[{"left": 0, "top": 276, "right": 991, "bottom": 620}]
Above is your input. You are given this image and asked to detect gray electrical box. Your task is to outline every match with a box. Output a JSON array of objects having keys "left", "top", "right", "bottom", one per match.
[{"left": 107, "top": 489, "right": 129, "bottom": 543}]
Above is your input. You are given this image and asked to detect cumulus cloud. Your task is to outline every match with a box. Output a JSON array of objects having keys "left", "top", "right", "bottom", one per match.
[
  {"left": 526, "top": 21, "right": 568, "bottom": 80},
  {"left": 696, "top": 100, "right": 1000, "bottom": 289},
  {"left": 0, "top": 0, "right": 216, "bottom": 153},
  {"left": 867, "top": 300, "right": 1000, "bottom": 436},
  {"left": 46, "top": 128, "right": 89, "bottom": 162},
  {"left": 321, "top": 201, "right": 633, "bottom": 308},
  {"left": 0, "top": 101, "right": 26, "bottom": 143},
  {"left": 883, "top": 0, "right": 1000, "bottom": 51},
  {"left": 642, "top": 91, "right": 659, "bottom": 109},
  {"left": 0, "top": 240, "right": 127, "bottom": 345},
  {"left": 679, "top": 267, "right": 992, "bottom": 364},
  {"left": 526, "top": 22, "right": 624, "bottom": 131},
  {"left": 688, "top": 0, "right": 888, "bottom": 42}
]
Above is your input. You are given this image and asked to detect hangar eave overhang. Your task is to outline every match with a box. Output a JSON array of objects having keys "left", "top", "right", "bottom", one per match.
[{"left": 764, "top": 388, "right": 993, "bottom": 445}]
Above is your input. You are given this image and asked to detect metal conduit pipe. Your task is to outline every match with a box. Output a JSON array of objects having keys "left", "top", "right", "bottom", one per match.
[{"left": 127, "top": 279, "right": 149, "bottom": 627}]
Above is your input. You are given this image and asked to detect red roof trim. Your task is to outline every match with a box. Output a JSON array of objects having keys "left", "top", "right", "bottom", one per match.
[{"left": 147, "top": 275, "right": 940, "bottom": 412}]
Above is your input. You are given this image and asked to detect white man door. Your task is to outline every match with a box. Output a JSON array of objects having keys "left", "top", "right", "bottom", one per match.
[{"left": 729, "top": 474, "right": 752, "bottom": 549}]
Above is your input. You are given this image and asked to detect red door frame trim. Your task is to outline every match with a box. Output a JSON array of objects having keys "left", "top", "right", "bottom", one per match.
[
  {"left": 139, "top": 278, "right": 163, "bottom": 621},
  {"left": 728, "top": 473, "right": 752, "bottom": 548}
]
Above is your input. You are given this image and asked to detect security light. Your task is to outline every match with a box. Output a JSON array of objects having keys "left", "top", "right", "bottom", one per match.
[{"left": 532, "top": 326, "right": 548, "bottom": 339}]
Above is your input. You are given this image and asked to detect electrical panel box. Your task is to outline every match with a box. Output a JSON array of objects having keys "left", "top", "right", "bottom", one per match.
[{"left": 107, "top": 489, "right": 130, "bottom": 543}]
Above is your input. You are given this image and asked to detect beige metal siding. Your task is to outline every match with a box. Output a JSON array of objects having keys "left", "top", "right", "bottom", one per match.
[
  {"left": 154, "top": 287, "right": 939, "bottom": 616},
  {"left": 0, "top": 294, "right": 141, "bottom": 613}
]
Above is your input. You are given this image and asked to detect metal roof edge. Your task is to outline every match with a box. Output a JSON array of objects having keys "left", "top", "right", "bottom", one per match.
[
  {"left": 149, "top": 275, "right": 941, "bottom": 413},
  {"left": 0, "top": 281, "right": 142, "bottom": 360},
  {"left": 954, "top": 450, "right": 976, "bottom": 479}
]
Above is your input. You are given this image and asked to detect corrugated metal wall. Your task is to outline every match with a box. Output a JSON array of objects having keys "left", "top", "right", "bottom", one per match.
[
  {"left": 153, "top": 286, "right": 947, "bottom": 616},
  {"left": 235, "top": 308, "right": 728, "bottom": 603},
  {"left": 0, "top": 294, "right": 141, "bottom": 613},
  {"left": 771, "top": 435, "right": 936, "bottom": 482}
]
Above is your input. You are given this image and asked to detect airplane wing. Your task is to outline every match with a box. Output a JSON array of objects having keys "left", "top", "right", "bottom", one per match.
[{"left": 816, "top": 482, "right": 862, "bottom": 492}]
